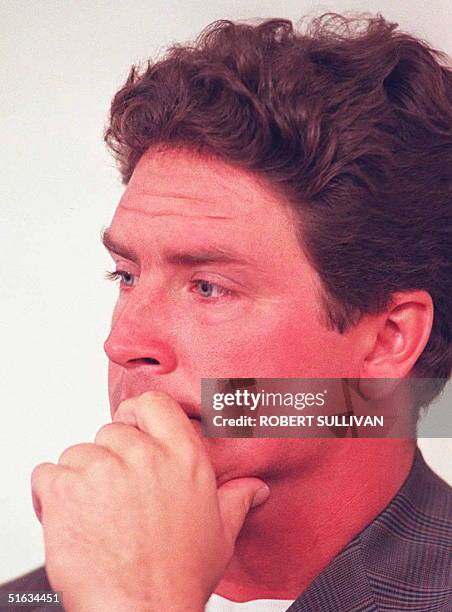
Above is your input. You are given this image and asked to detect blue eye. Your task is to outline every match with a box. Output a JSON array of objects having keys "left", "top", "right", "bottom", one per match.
[
  {"left": 106, "top": 270, "right": 136, "bottom": 287},
  {"left": 192, "top": 280, "right": 231, "bottom": 300}
]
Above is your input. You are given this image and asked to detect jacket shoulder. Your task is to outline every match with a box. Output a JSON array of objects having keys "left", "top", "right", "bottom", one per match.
[
  {"left": 0, "top": 567, "right": 52, "bottom": 593},
  {"left": 361, "top": 450, "right": 452, "bottom": 610}
]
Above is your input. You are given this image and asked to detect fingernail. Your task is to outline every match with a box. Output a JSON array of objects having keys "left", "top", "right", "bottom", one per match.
[{"left": 251, "top": 484, "right": 270, "bottom": 508}]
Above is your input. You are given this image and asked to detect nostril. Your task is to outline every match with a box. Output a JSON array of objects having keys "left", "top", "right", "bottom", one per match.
[{"left": 128, "top": 358, "right": 160, "bottom": 366}]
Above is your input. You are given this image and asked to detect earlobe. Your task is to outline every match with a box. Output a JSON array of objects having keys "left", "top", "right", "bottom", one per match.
[{"left": 359, "top": 290, "right": 434, "bottom": 385}]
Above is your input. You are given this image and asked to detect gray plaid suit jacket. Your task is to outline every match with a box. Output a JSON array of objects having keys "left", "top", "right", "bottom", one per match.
[{"left": 1, "top": 448, "right": 451, "bottom": 611}]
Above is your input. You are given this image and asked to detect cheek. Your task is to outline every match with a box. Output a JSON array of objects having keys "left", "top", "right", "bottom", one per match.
[
  {"left": 266, "top": 320, "right": 348, "bottom": 377},
  {"left": 249, "top": 295, "right": 360, "bottom": 377},
  {"left": 189, "top": 302, "right": 357, "bottom": 378}
]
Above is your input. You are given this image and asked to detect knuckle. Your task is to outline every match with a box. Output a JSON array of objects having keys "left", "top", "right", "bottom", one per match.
[
  {"left": 114, "top": 398, "right": 136, "bottom": 423},
  {"left": 124, "top": 440, "right": 155, "bottom": 466},
  {"left": 58, "top": 443, "right": 84, "bottom": 465},
  {"left": 177, "top": 439, "right": 208, "bottom": 477},
  {"left": 30, "top": 464, "right": 73, "bottom": 512},
  {"left": 30, "top": 462, "right": 46, "bottom": 484},
  {"left": 57, "top": 442, "right": 122, "bottom": 477},
  {"left": 30, "top": 462, "right": 54, "bottom": 494},
  {"left": 50, "top": 470, "right": 72, "bottom": 497},
  {"left": 94, "top": 422, "right": 119, "bottom": 444},
  {"left": 87, "top": 450, "right": 121, "bottom": 478}
]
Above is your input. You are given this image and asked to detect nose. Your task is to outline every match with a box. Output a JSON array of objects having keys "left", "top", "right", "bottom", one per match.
[{"left": 104, "top": 297, "right": 178, "bottom": 375}]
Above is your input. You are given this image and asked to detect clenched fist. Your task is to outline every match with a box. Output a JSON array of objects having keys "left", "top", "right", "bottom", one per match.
[{"left": 31, "top": 392, "right": 269, "bottom": 612}]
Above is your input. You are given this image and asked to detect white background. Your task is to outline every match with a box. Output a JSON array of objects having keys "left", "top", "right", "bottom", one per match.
[{"left": 1, "top": 0, "right": 451, "bottom": 583}]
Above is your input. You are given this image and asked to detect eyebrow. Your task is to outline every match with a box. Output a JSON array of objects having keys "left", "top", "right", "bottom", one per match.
[
  {"left": 101, "top": 228, "right": 255, "bottom": 268},
  {"left": 101, "top": 229, "right": 139, "bottom": 263}
]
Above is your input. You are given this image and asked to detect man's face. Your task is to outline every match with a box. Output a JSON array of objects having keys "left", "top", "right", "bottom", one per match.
[{"left": 104, "top": 148, "right": 362, "bottom": 483}]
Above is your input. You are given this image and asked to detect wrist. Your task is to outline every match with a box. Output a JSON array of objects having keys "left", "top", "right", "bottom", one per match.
[{"left": 63, "top": 590, "right": 205, "bottom": 612}]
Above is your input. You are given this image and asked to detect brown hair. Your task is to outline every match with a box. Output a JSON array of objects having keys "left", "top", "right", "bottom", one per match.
[{"left": 105, "top": 14, "right": 452, "bottom": 403}]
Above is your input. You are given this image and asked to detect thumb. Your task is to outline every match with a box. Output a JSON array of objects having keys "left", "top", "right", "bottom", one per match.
[{"left": 217, "top": 478, "right": 270, "bottom": 546}]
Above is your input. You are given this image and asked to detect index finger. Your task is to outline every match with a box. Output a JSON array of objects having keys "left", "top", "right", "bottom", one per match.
[{"left": 113, "top": 391, "right": 201, "bottom": 446}]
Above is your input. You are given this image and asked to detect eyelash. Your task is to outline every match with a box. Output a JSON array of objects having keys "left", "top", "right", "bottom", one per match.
[
  {"left": 105, "top": 270, "right": 135, "bottom": 287},
  {"left": 190, "top": 279, "right": 233, "bottom": 301},
  {"left": 105, "top": 271, "right": 234, "bottom": 302}
]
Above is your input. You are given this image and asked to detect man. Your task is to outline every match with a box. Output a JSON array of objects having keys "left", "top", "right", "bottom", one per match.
[{"left": 1, "top": 13, "right": 451, "bottom": 612}]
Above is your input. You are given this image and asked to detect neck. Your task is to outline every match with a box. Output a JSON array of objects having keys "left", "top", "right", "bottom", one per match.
[{"left": 215, "top": 439, "right": 416, "bottom": 602}]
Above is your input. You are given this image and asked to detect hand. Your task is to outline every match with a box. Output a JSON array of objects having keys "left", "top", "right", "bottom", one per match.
[{"left": 31, "top": 392, "right": 269, "bottom": 612}]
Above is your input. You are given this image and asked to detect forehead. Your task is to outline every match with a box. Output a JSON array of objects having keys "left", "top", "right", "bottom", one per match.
[
  {"left": 119, "top": 148, "right": 287, "bottom": 220},
  {"left": 109, "top": 148, "right": 303, "bottom": 268}
]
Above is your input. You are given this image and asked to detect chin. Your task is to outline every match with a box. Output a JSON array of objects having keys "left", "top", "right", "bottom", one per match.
[{"left": 200, "top": 437, "right": 275, "bottom": 485}]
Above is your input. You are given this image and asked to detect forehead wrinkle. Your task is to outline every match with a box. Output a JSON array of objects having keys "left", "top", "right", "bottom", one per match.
[
  {"left": 135, "top": 190, "right": 221, "bottom": 203},
  {"left": 118, "top": 202, "right": 234, "bottom": 220}
]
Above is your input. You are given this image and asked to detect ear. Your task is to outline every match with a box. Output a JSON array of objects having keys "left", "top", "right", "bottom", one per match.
[{"left": 359, "top": 290, "right": 434, "bottom": 380}]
